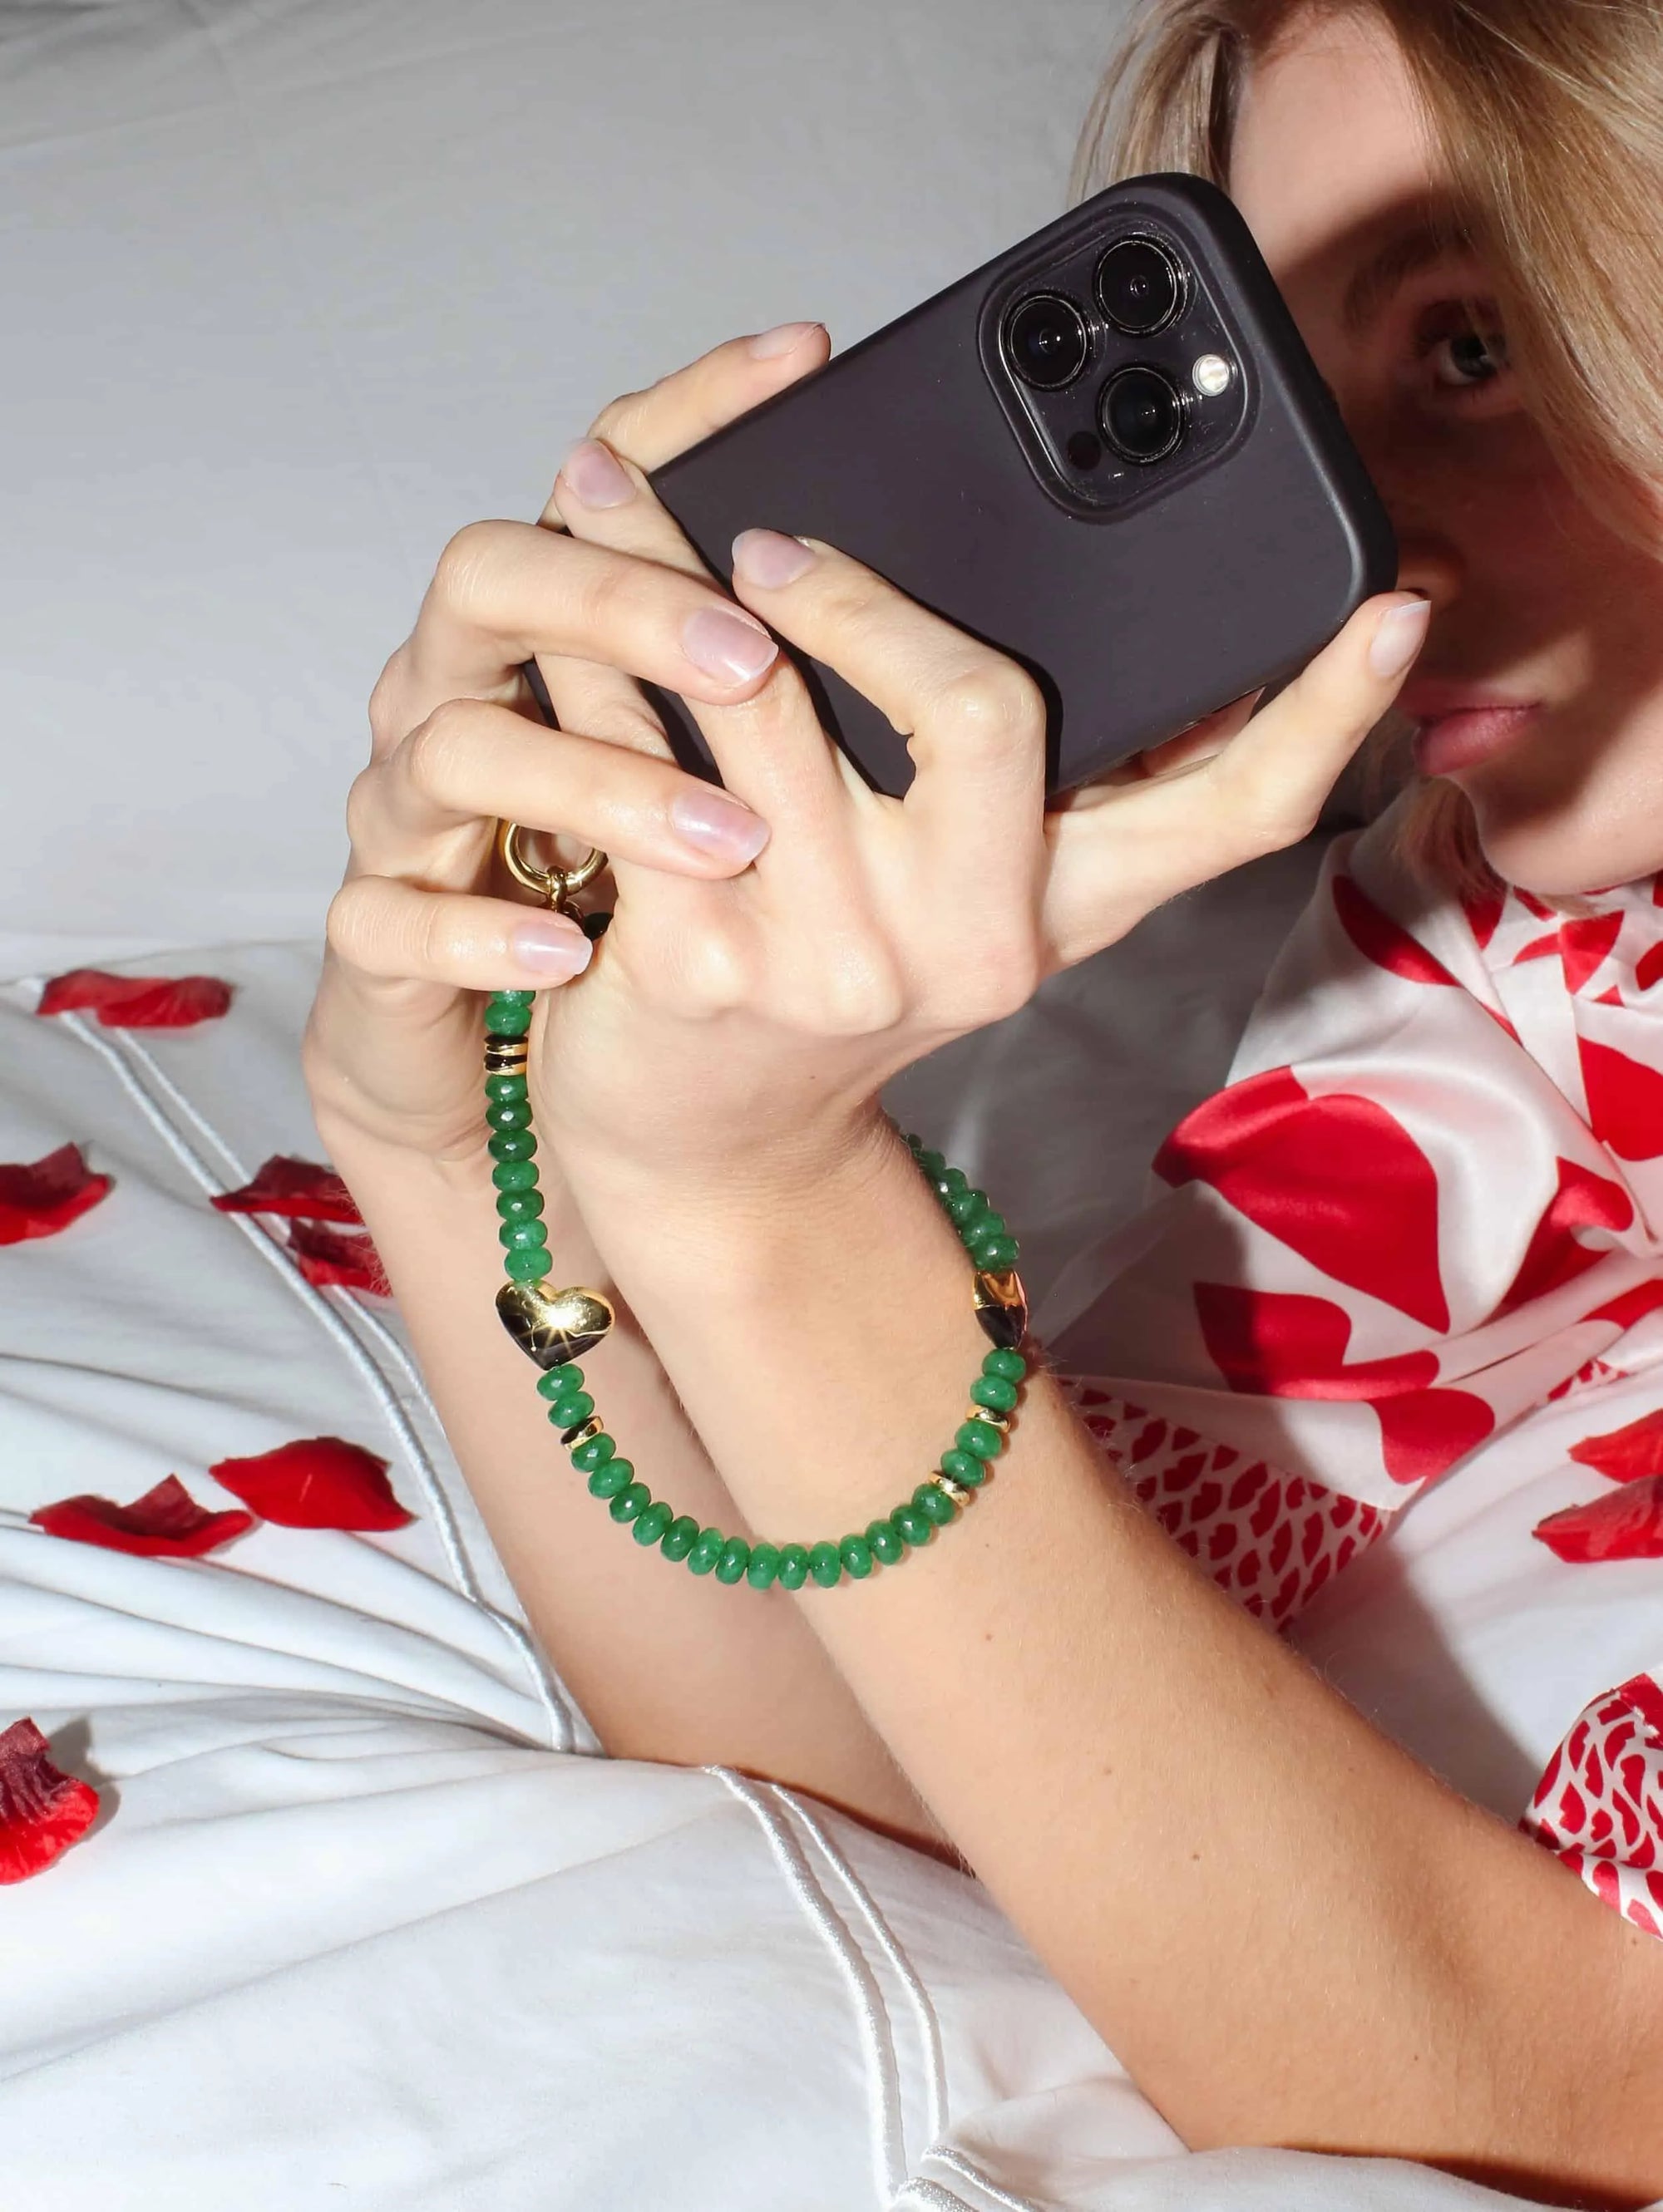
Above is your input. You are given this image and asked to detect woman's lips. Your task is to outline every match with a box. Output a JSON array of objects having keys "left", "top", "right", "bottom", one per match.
[{"left": 1411, "top": 703, "right": 1540, "bottom": 778}]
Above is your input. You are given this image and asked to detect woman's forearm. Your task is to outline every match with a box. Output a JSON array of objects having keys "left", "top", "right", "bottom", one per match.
[
  {"left": 565, "top": 1116, "right": 1663, "bottom": 2209},
  {"left": 319, "top": 1123, "right": 955, "bottom": 1833}
]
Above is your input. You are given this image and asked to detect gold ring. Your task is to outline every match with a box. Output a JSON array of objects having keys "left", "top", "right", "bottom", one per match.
[{"left": 496, "top": 820, "right": 609, "bottom": 914}]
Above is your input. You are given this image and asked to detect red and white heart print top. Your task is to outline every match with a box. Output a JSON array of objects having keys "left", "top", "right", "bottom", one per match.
[{"left": 1055, "top": 793, "right": 1663, "bottom": 1944}]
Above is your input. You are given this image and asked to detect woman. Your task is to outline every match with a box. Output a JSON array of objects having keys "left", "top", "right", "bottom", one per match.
[{"left": 303, "top": 0, "right": 1663, "bottom": 2202}]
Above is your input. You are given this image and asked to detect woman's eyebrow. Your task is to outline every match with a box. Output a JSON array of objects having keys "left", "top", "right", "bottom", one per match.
[{"left": 1341, "top": 220, "right": 1468, "bottom": 337}]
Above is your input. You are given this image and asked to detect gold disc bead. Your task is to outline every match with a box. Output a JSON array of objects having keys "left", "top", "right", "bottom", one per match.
[{"left": 934, "top": 1473, "right": 974, "bottom": 1507}]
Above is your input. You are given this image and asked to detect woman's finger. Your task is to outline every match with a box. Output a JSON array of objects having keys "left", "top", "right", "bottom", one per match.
[
  {"left": 380, "top": 520, "right": 793, "bottom": 770},
  {"left": 348, "top": 695, "right": 771, "bottom": 886},
  {"left": 327, "top": 875, "right": 600, "bottom": 993},
  {"left": 709, "top": 525, "right": 1049, "bottom": 897},
  {"left": 1044, "top": 592, "right": 1431, "bottom": 966},
  {"left": 541, "top": 323, "right": 830, "bottom": 509},
  {"left": 516, "top": 323, "right": 834, "bottom": 776},
  {"left": 544, "top": 446, "right": 858, "bottom": 834}
]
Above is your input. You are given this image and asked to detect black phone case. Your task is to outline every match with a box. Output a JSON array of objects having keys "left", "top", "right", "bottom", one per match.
[{"left": 642, "top": 172, "right": 1398, "bottom": 799}]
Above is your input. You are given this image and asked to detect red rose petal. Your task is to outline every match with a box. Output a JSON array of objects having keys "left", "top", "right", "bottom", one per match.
[
  {"left": 0, "top": 1718, "right": 101, "bottom": 1884},
  {"left": 37, "top": 969, "right": 233, "bottom": 1028},
  {"left": 207, "top": 1436, "right": 413, "bottom": 1530},
  {"left": 30, "top": 1472, "right": 255, "bottom": 1557},
  {"left": 286, "top": 1219, "right": 389, "bottom": 1294},
  {"left": 211, "top": 1155, "right": 363, "bottom": 1224},
  {"left": 1533, "top": 1475, "right": 1663, "bottom": 1563},
  {"left": 1570, "top": 1408, "right": 1663, "bottom": 1484},
  {"left": 0, "top": 1142, "right": 112, "bottom": 1244}
]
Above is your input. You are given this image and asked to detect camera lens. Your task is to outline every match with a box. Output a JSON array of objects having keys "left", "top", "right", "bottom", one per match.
[
  {"left": 1094, "top": 236, "right": 1183, "bottom": 335},
  {"left": 1002, "top": 293, "right": 1089, "bottom": 390},
  {"left": 1098, "top": 366, "right": 1186, "bottom": 465}
]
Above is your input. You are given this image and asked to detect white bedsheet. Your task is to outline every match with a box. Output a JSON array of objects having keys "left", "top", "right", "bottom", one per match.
[{"left": 1, "top": 945, "right": 1646, "bottom": 2210}]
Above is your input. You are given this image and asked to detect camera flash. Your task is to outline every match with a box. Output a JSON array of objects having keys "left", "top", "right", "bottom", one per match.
[{"left": 1191, "top": 352, "right": 1234, "bottom": 397}]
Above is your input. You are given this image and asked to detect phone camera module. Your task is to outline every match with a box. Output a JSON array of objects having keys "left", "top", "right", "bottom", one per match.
[
  {"left": 1094, "top": 236, "right": 1184, "bottom": 336},
  {"left": 1002, "top": 293, "right": 1090, "bottom": 391},
  {"left": 1098, "top": 365, "right": 1186, "bottom": 465}
]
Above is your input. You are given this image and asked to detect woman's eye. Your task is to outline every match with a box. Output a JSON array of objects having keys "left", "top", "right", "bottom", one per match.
[{"left": 1413, "top": 304, "right": 1512, "bottom": 403}]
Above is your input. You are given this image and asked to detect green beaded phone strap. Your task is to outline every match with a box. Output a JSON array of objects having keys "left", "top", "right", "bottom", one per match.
[{"left": 482, "top": 988, "right": 1030, "bottom": 1592}]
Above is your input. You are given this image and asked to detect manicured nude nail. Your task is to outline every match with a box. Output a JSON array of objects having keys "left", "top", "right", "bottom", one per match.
[
  {"left": 560, "top": 439, "right": 634, "bottom": 509},
  {"left": 510, "top": 915, "right": 594, "bottom": 978},
  {"left": 1368, "top": 595, "right": 1431, "bottom": 680},
  {"left": 669, "top": 786, "right": 772, "bottom": 865},
  {"left": 732, "top": 529, "right": 816, "bottom": 589},
  {"left": 682, "top": 604, "right": 779, "bottom": 683},
  {"left": 748, "top": 321, "right": 822, "bottom": 358}
]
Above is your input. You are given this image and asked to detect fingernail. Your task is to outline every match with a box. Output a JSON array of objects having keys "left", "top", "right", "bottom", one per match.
[
  {"left": 732, "top": 528, "right": 816, "bottom": 589},
  {"left": 1368, "top": 594, "right": 1431, "bottom": 680},
  {"left": 682, "top": 603, "right": 779, "bottom": 683},
  {"left": 560, "top": 439, "right": 634, "bottom": 509},
  {"left": 669, "top": 786, "right": 772, "bottom": 865},
  {"left": 748, "top": 321, "right": 822, "bottom": 358},
  {"left": 510, "top": 915, "right": 594, "bottom": 979}
]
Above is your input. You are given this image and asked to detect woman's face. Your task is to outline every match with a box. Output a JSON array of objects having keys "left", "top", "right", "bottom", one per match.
[{"left": 1228, "top": 6, "right": 1663, "bottom": 896}]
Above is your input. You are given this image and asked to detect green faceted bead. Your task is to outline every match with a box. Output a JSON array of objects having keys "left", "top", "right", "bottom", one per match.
[
  {"left": 947, "top": 1186, "right": 988, "bottom": 1225},
  {"left": 571, "top": 1432, "right": 616, "bottom": 1472},
  {"left": 503, "top": 1245, "right": 553, "bottom": 1280},
  {"left": 609, "top": 1480, "right": 651, "bottom": 1524},
  {"left": 776, "top": 1544, "right": 810, "bottom": 1590},
  {"left": 548, "top": 1391, "right": 595, "bottom": 1427},
  {"left": 970, "top": 1374, "right": 1019, "bottom": 1413},
  {"left": 891, "top": 1503, "right": 932, "bottom": 1546},
  {"left": 968, "top": 1209, "right": 1008, "bottom": 1244},
  {"left": 494, "top": 989, "right": 536, "bottom": 1007},
  {"left": 500, "top": 1220, "right": 552, "bottom": 1256},
  {"left": 915, "top": 1148, "right": 946, "bottom": 1179},
  {"left": 496, "top": 1187, "right": 545, "bottom": 1224},
  {"left": 745, "top": 1543, "right": 780, "bottom": 1589},
  {"left": 866, "top": 1517, "right": 904, "bottom": 1565},
  {"left": 714, "top": 1537, "right": 752, "bottom": 1585},
  {"left": 535, "top": 1365, "right": 585, "bottom": 1399},
  {"left": 935, "top": 1165, "right": 968, "bottom": 1196},
  {"left": 686, "top": 1526, "right": 725, "bottom": 1575},
  {"left": 915, "top": 1481, "right": 958, "bottom": 1525},
  {"left": 956, "top": 1419, "right": 1005, "bottom": 1460},
  {"left": 982, "top": 1347, "right": 1027, "bottom": 1382},
  {"left": 586, "top": 1458, "right": 632, "bottom": 1500},
  {"left": 975, "top": 1234, "right": 1020, "bottom": 1272},
  {"left": 486, "top": 1100, "right": 534, "bottom": 1133},
  {"left": 633, "top": 1500, "right": 674, "bottom": 1546},
  {"left": 501, "top": 1218, "right": 549, "bottom": 1252},
  {"left": 939, "top": 1448, "right": 986, "bottom": 1488},
  {"left": 839, "top": 1535, "right": 874, "bottom": 1580},
  {"left": 488, "top": 1129, "right": 537, "bottom": 1162},
  {"left": 660, "top": 1515, "right": 699, "bottom": 1562},
  {"left": 484, "top": 1002, "right": 531, "bottom": 1037},
  {"left": 485, "top": 1073, "right": 529, "bottom": 1103},
  {"left": 491, "top": 1159, "right": 540, "bottom": 1193},
  {"left": 807, "top": 1540, "right": 843, "bottom": 1589}
]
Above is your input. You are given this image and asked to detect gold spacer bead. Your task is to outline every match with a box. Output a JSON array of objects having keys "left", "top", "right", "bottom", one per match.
[
  {"left": 934, "top": 1473, "right": 973, "bottom": 1506},
  {"left": 965, "top": 1404, "right": 1009, "bottom": 1431},
  {"left": 562, "top": 1416, "right": 604, "bottom": 1451}
]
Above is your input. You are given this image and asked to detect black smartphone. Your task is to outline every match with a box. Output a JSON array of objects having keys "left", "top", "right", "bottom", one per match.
[{"left": 639, "top": 171, "right": 1397, "bottom": 801}]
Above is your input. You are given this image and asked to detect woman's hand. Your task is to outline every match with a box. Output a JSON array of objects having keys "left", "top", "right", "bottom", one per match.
[
  {"left": 301, "top": 320, "right": 833, "bottom": 1169},
  {"left": 505, "top": 469, "right": 1429, "bottom": 1201}
]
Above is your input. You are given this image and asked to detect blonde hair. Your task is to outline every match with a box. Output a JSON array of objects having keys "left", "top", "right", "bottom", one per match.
[{"left": 1068, "top": 0, "right": 1663, "bottom": 900}]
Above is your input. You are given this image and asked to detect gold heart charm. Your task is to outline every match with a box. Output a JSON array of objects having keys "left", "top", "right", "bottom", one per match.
[{"left": 496, "top": 1278, "right": 616, "bottom": 1369}]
